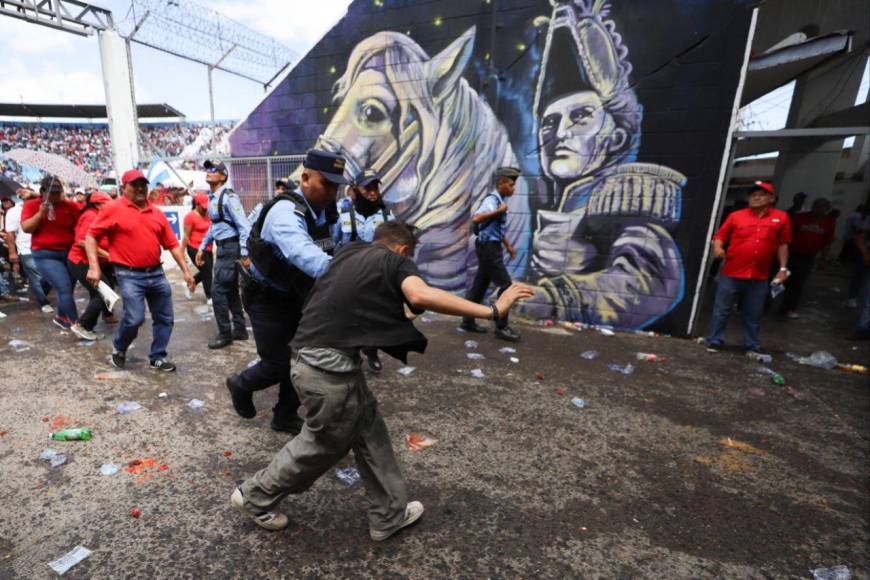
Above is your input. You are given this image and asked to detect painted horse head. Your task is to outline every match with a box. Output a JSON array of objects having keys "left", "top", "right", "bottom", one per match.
[{"left": 315, "top": 27, "right": 529, "bottom": 290}]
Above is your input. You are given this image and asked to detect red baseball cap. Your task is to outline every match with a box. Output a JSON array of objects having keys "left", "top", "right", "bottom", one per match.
[
  {"left": 89, "top": 191, "right": 113, "bottom": 204},
  {"left": 753, "top": 181, "right": 775, "bottom": 195},
  {"left": 121, "top": 169, "right": 149, "bottom": 186},
  {"left": 194, "top": 193, "right": 209, "bottom": 208}
]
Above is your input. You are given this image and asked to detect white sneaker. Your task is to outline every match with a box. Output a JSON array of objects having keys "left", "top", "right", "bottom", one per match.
[
  {"left": 70, "top": 323, "right": 99, "bottom": 341},
  {"left": 184, "top": 286, "right": 193, "bottom": 300},
  {"left": 40, "top": 304, "right": 54, "bottom": 314},
  {"left": 230, "top": 487, "right": 288, "bottom": 531},
  {"left": 370, "top": 501, "right": 424, "bottom": 541},
  {"left": 207, "top": 298, "right": 213, "bottom": 306}
]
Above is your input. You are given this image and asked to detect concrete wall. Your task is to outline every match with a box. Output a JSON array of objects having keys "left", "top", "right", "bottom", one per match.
[{"left": 230, "top": 0, "right": 757, "bottom": 334}]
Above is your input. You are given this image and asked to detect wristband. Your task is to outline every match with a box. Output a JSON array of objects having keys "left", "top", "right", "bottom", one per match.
[{"left": 491, "top": 303, "right": 499, "bottom": 320}]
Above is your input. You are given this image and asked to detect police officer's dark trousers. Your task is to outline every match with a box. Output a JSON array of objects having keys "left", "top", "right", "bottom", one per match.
[
  {"left": 239, "top": 282, "right": 302, "bottom": 425},
  {"left": 463, "top": 241, "right": 511, "bottom": 329},
  {"left": 212, "top": 238, "right": 246, "bottom": 337}
]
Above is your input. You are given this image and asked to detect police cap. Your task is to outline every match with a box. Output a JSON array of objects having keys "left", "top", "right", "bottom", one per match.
[
  {"left": 203, "top": 159, "right": 229, "bottom": 176},
  {"left": 353, "top": 168, "right": 381, "bottom": 189},
  {"left": 494, "top": 166, "right": 521, "bottom": 181},
  {"left": 303, "top": 149, "right": 349, "bottom": 185}
]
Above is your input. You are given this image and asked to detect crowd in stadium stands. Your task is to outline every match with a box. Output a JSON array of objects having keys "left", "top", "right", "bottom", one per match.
[{"left": 0, "top": 122, "right": 234, "bottom": 183}]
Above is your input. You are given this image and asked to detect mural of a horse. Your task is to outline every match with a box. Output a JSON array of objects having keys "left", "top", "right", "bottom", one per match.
[{"left": 314, "top": 26, "right": 529, "bottom": 290}]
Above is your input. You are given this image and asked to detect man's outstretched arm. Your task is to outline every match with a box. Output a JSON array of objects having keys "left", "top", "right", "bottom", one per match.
[{"left": 401, "top": 276, "right": 534, "bottom": 319}]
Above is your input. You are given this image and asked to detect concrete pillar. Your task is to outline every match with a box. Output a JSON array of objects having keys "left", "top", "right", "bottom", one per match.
[{"left": 99, "top": 29, "right": 139, "bottom": 178}]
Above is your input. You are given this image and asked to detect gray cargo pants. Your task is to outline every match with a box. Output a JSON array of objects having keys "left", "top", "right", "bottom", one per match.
[{"left": 240, "top": 358, "right": 408, "bottom": 533}]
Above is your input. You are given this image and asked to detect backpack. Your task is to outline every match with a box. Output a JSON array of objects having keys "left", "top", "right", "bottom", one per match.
[{"left": 471, "top": 193, "right": 501, "bottom": 236}]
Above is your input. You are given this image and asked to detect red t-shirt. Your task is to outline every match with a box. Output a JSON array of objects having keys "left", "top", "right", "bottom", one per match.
[
  {"left": 789, "top": 211, "right": 835, "bottom": 257},
  {"left": 714, "top": 207, "right": 792, "bottom": 280},
  {"left": 20, "top": 198, "right": 81, "bottom": 251},
  {"left": 67, "top": 209, "right": 110, "bottom": 265},
  {"left": 183, "top": 210, "right": 212, "bottom": 252},
  {"left": 88, "top": 197, "right": 179, "bottom": 268}
]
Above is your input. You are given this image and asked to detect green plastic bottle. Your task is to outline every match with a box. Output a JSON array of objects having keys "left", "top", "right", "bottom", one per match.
[
  {"left": 49, "top": 428, "right": 93, "bottom": 441},
  {"left": 770, "top": 373, "right": 785, "bottom": 386}
]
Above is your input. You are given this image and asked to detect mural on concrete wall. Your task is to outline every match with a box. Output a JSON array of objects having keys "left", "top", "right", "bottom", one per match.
[{"left": 230, "top": 0, "right": 755, "bottom": 333}]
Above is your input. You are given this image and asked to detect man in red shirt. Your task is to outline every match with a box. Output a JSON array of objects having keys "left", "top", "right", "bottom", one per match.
[
  {"left": 85, "top": 169, "right": 195, "bottom": 372},
  {"left": 782, "top": 198, "right": 835, "bottom": 318},
  {"left": 706, "top": 182, "right": 791, "bottom": 354}
]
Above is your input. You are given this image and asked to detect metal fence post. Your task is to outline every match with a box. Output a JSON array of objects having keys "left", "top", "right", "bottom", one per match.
[{"left": 265, "top": 157, "right": 273, "bottom": 199}]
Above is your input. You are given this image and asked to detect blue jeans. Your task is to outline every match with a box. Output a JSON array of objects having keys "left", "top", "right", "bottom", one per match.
[
  {"left": 32, "top": 249, "right": 77, "bottom": 322},
  {"left": 706, "top": 275, "right": 768, "bottom": 351},
  {"left": 20, "top": 254, "right": 51, "bottom": 307},
  {"left": 114, "top": 268, "right": 174, "bottom": 361}
]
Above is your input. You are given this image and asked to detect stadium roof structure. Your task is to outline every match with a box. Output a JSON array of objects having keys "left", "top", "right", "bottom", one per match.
[{"left": 0, "top": 103, "right": 185, "bottom": 119}]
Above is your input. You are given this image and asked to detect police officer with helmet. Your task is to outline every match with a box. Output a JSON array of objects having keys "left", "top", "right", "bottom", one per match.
[
  {"left": 196, "top": 159, "right": 251, "bottom": 349},
  {"left": 226, "top": 149, "right": 348, "bottom": 433}
]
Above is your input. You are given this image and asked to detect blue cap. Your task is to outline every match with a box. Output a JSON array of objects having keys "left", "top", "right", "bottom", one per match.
[
  {"left": 303, "top": 149, "right": 348, "bottom": 185},
  {"left": 353, "top": 168, "right": 381, "bottom": 189},
  {"left": 203, "top": 159, "right": 228, "bottom": 175}
]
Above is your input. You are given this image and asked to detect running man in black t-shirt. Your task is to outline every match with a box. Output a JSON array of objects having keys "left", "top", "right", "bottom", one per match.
[{"left": 230, "top": 221, "right": 534, "bottom": 541}]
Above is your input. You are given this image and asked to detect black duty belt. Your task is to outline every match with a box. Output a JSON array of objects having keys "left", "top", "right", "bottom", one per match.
[
  {"left": 114, "top": 263, "right": 162, "bottom": 273},
  {"left": 216, "top": 236, "right": 240, "bottom": 246},
  {"left": 475, "top": 240, "right": 501, "bottom": 245}
]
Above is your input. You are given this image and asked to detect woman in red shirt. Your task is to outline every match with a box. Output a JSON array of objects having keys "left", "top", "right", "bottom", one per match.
[
  {"left": 182, "top": 193, "right": 213, "bottom": 301},
  {"left": 21, "top": 175, "right": 95, "bottom": 340},
  {"left": 67, "top": 191, "right": 116, "bottom": 334}
]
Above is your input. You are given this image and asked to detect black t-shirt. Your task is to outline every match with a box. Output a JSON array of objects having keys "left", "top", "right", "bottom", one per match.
[{"left": 291, "top": 242, "right": 428, "bottom": 362}]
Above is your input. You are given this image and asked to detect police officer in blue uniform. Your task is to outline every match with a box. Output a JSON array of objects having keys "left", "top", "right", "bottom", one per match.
[
  {"left": 461, "top": 166, "right": 522, "bottom": 342},
  {"left": 197, "top": 160, "right": 251, "bottom": 349},
  {"left": 226, "top": 149, "right": 347, "bottom": 433},
  {"left": 335, "top": 168, "right": 395, "bottom": 371}
]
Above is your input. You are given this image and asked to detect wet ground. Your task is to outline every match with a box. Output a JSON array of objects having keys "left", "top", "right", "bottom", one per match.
[{"left": 0, "top": 264, "right": 867, "bottom": 579}]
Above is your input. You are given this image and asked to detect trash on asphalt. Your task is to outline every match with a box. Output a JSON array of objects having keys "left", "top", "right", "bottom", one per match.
[
  {"left": 130, "top": 507, "right": 141, "bottom": 518},
  {"left": 95, "top": 371, "right": 125, "bottom": 381},
  {"left": 792, "top": 350, "right": 838, "bottom": 369},
  {"left": 335, "top": 466, "right": 360, "bottom": 486},
  {"left": 467, "top": 352, "right": 485, "bottom": 360},
  {"left": 535, "top": 372, "right": 545, "bottom": 380},
  {"left": 571, "top": 397, "right": 586, "bottom": 408},
  {"left": 470, "top": 369, "right": 485, "bottom": 378},
  {"left": 47, "top": 545, "right": 92, "bottom": 576},
  {"left": 40, "top": 448, "right": 68, "bottom": 468},
  {"left": 756, "top": 366, "right": 775, "bottom": 375},
  {"left": 554, "top": 388, "right": 565, "bottom": 396},
  {"left": 397, "top": 366, "right": 416, "bottom": 376},
  {"left": 635, "top": 352, "right": 665, "bottom": 362},
  {"left": 836, "top": 363, "right": 868, "bottom": 375},
  {"left": 770, "top": 372, "right": 786, "bottom": 386},
  {"left": 8, "top": 339, "right": 32, "bottom": 352},
  {"left": 597, "top": 327, "right": 615, "bottom": 336},
  {"left": 407, "top": 432, "right": 438, "bottom": 451},
  {"left": 499, "top": 347, "right": 516, "bottom": 353},
  {"left": 158, "top": 392, "right": 168, "bottom": 398},
  {"left": 420, "top": 316, "right": 432, "bottom": 323},
  {"left": 187, "top": 399, "right": 205, "bottom": 410},
  {"left": 746, "top": 387, "right": 765, "bottom": 397},
  {"left": 510, "top": 357, "right": 519, "bottom": 363},
  {"left": 786, "top": 386, "right": 804, "bottom": 399},
  {"left": 100, "top": 463, "right": 120, "bottom": 476},
  {"left": 464, "top": 340, "right": 478, "bottom": 349},
  {"left": 811, "top": 565, "right": 851, "bottom": 580},
  {"left": 746, "top": 351, "right": 773, "bottom": 364},
  {"left": 223, "top": 450, "right": 233, "bottom": 457},
  {"left": 49, "top": 428, "right": 92, "bottom": 441},
  {"left": 116, "top": 401, "right": 143, "bottom": 414},
  {"left": 455, "top": 326, "right": 466, "bottom": 333},
  {"left": 579, "top": 350, "right": 599, "bottom": 360},
  {"left": 608, "top": 363, "right": 635, "bottom": 375}
]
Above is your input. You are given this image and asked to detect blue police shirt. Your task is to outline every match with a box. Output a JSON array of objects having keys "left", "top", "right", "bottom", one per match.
[
  {"left": 250, "top": 188, "right": 333, "bottom": 289},
  {"left": 200, "top": 184, "right": 252, "bottom": 256},
  {"left": 333, "top": 197, "right": 395, "bottom": 246},
  {"left": 474, "top": 190, "right": 506, "bottom": 242}
]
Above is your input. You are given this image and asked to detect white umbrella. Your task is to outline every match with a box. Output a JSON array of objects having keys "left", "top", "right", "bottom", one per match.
[{"left": 1, "top": 148, "right": 99, "bottom": 189}]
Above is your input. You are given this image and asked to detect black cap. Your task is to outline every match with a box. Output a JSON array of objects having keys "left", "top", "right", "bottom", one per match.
[
  {"left": 353, "top": 168, "right": 381, "bottom": 189},
  {"left": 203, "top": 159, "right": 228, "bottom": 175},
  {"left": 495, "top": 166, "right": 521, "bottom": 181},
  {"left": 303, "top": 149, "right": 348, "bottom": 185}
]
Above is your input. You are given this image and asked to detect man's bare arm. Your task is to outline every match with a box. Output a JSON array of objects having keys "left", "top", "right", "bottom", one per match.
[{"left": 401, "top": 276, "right": 533, "bottom": 319}]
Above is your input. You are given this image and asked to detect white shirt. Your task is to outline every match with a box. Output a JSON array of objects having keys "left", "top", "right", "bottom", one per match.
[{"left": 3, "top": 203, "right": 32, "bottom": 255}]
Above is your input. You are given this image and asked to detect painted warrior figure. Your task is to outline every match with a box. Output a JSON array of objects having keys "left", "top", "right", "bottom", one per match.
[{"left": 520, "top": 0, "right": 686, "bottom": 329}]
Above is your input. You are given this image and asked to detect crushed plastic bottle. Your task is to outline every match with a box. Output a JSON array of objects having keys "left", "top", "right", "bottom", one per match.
[
  {"left": 571, "top": 397, "right": 586, "bottom": 409},
  {"left": 597, "top": 327, "right": 615, "bottom": 336},
  {"left": 836, "top": 363, "right": 868, "bottom": 375},
  {"left": 746, "top": 351, "right": 773, "bottom": 364},
  {"left": 795, "top": 351, "right": 838, "bottom": 370},
  {"left": 467, "top": 353, "right": 485, "bottom": 360},
  {"left": 469, "top": 369, "right": 485, "bottom": 378},
  {"left": 499, "top": 347, "right": 517, "bottom": 354},
  {"left": 187, "top": 399, "right": 205, "bottom": 410},
  {"left": 335, "top": 466, "right": 360, "bottom": 486},
  {"left": 769, "top": 281, "right": 785, "bottom": 299},
  {"left": 397, "top": 366, "right": 416, "bottom": 376},
  {"left": 755, "top": 366, "right": 775, "bottom": 375},
  {"left": 40, "top": 448, "right": 68, "bottom": 468},
  {"left": 580, "top": 350, "right": 599, "bottom": 360},
  {"left": 47, "top": 546, "right": 92, "bottom": 576},
  {"left": 464, "top": 340, "right": 479, "bottom": 349},
  {"left": 770, "top": 372, "right": 786, "bottom": 386},
  {"left": 608, "top": 363, "right": 635, "bottom": 375},
  {"left": 115, "top": 401, "right": 143, "bottom": 414},
  {"left": 811, "top": 565, "right": 851, "bottom": 580},
  {"left": 635, "top": 352, "right": 664, "bottom": 362},
  {"left": 8, "top": 339, "right": 32, "bottom": 352},
  {"left": 100, "top": 463, "right": 120, "bottom": 476},
  {"left": 49, "top": 428, "right": 92, "bottom": 441},
  {"left": 509, "top": 357, "right": 519, "bottom": 363}
]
